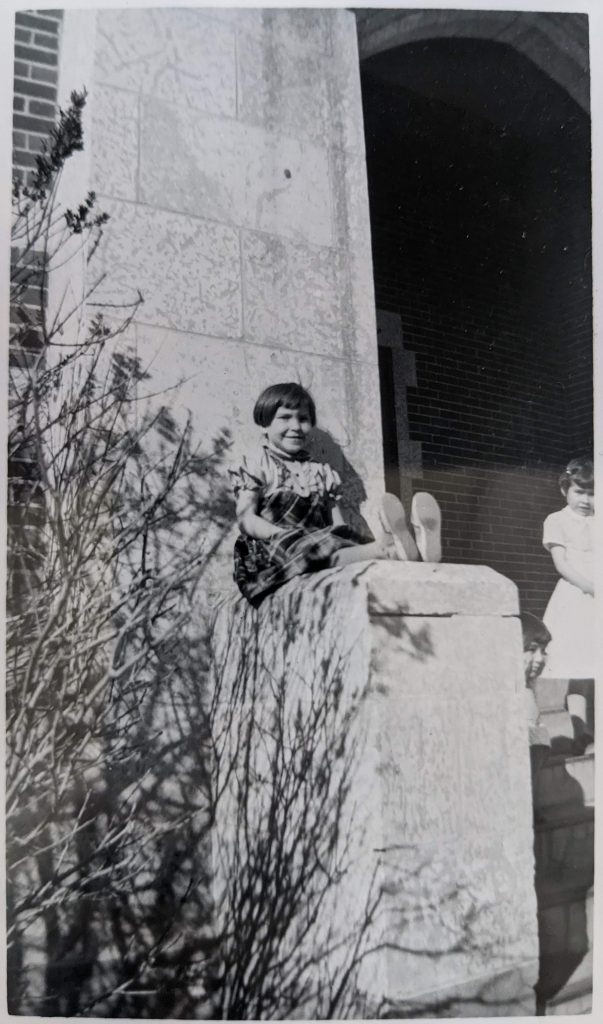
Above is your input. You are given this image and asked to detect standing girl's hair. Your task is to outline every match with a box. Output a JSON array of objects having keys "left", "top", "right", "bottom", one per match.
[{"left": 559, "top": 456, "right": 594, "bottom": 494}]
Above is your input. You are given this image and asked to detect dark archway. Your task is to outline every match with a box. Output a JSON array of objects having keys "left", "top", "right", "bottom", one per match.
[{"left": 360, "top": 24, "right": 592, "bottom": 616}]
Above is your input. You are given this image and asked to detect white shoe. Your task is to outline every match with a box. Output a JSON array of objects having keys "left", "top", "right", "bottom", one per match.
[
  {"left": 378, "top": 494, "right": 420, "bottom": 561},
  {"left": 411, "top": 492, "right": 442, "bottom": 563}
]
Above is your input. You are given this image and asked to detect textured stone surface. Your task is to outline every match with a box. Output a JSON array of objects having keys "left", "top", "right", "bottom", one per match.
[
  {"left": 211, "top": 564, "right": 538, "bottom": 1015},
  {"left": 371, "top": 692, "right": 462, "bottom": 843},
  {"left": 77, "top": 7, "right": 383, "bottom": 541},
  {"left": 89, "top": 84, "right": 138, "bottom": 201},
  {"left": 211, "top": 7, "right": 332, "bottom": 56},
  {"left": 325, "top": 10, "right": 367, "bottom": 155},
  {"left": 236, "top": 9, "right": 364, "bottom": 154},
  {"left": 370, "top": 615, "right": 525, "bottom": 699},
  {"left": 341, "top": 361, "right": 387, "bottom": 520},
  {"left": 139, "top": 95, "right": 333, "bottom": 247},
  {"left": 377, "top": 831, "right": 537, "bottom": 1006},
  {"left": 364, "top": 560, "right": 520, "bottom": 616},
  {"left": 94, "top": 7, "right": 236, "bottom": 117},
  {"left": 237, "top": 31, "right": 331, "bottom": 145},
  {"left": 210, "top": 571, "right": 376, "bottom": 1018},
  {"left": 241, "top": 231, "right": 344, "bottom": 356},
  {"left": 330, "top": 146, "right": 379, "bottom": 362},
  {"left": 94, "top": 201, "right": 241, "bottom": 338},
  {"left": 458, "top": 694, "right": 534, "bottom": 834}
]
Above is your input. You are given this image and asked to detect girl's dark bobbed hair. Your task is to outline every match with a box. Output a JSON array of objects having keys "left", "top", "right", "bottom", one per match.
[
  {"left": 253, "top": 382, "right": 317, "bottom": 428},
  {"left": 520, "top": 611, "right": 551, "bottom": 649},
  {"left": 559, "top": 456, "right": 594, "bottom": 494}
]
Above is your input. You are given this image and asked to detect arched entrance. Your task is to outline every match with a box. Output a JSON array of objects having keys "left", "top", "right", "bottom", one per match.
[
  {"left": 358, "top": 11, "right": 592, "bottom": 618},
  {"left": 358, "top": 14, "right": 594, "bottom": 1014}
]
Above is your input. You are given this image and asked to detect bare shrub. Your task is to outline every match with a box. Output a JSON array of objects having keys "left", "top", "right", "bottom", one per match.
[
  {"left": 8, "top": 89, "right": 231, "bottom": 1017},
  {"left": 208, "top": 583, "right": 383, "bottom": 1019},
  {"left": 8, "top": 88, "right": 390, "bottom": 1021}
]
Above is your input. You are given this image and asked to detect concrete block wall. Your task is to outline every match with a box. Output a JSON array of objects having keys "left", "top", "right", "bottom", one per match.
[{"left": 53, "top": 7, "right": 384, "bottom": 596}]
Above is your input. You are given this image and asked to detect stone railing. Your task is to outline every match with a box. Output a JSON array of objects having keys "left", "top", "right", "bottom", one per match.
[{"left": 210, "top": 561, "right": 539, "bottom": 1018}]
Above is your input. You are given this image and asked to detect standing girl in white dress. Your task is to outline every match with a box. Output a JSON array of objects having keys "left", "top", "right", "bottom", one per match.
[{"left": 541, "top": 457, "right": 594, "bottom": 742}]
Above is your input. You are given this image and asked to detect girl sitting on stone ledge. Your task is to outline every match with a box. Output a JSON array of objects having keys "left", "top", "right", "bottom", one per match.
[{"left": 230, "top": 382, "right": 442, "bottom": 605}]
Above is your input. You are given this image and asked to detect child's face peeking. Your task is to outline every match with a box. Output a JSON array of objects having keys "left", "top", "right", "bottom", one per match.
[
  {"left": 524, "top": 641, "right": 548, "bottom": 683},
  {"left": 265, "top": 403, "right": 312, "bottom": 456},
  {"left": 565, "top": 482, "right": 594, "bottom": 517}
]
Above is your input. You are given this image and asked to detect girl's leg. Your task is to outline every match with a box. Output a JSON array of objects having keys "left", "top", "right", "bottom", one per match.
[
  {"left": 332, "top": 537, "right": 394, "bottom": 567},
  {"left": 331, "top": 492, "right": 443, "bottom": 568},
  {"left": 333, "top": 494, "right": 414, "bottom": 566}
]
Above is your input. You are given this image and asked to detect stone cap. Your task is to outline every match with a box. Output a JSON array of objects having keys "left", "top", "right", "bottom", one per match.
[
  {"left": 292, "top": 560, "right": 518, "bottom": 618},
  {"left": 361, "top": 561, "right": 519, "bottom": 616},
  {"left": 215, "top": 561, "right": 519, "bottom": 622}
]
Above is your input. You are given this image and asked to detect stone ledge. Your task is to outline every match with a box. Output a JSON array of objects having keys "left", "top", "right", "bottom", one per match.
[
  {"left": 246, "top": 559, "right": 519, "bottom": 619},
  {"left": 362, "top": 561, "right": 519, "bottom": 616},
  {"left": 210, "top": 554, "right": 536, "bottom": 1016}
]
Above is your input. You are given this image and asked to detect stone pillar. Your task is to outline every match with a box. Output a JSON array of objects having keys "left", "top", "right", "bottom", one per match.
[
  {"left": 211, "top": 562, "right": 539, "bottom": 1017},
  {"left": 54, "top": 7, "right": 384, "bottom": 592}
]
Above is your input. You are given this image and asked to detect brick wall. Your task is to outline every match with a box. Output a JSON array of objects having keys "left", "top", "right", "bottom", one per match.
[
  {"left": 362, "top": 70, "right": 592, "bottom": 616},
  {"left": 11, "top": 10, "right": 62, "bottom": 358},
  {"left": 13, "top": 10, "right": 62, "bottom": 184},
  {"left": 10, "top": 11, "right": 62, "bottom": 604}
]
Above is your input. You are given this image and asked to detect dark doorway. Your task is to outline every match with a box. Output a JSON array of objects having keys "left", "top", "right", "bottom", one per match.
[{"left": 361, "top": 32, "right": 592, "bottom": 615}]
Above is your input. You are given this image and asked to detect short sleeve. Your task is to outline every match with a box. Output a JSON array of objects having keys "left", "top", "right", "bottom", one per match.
[
  {"left": 229, "top": 452, "right": 266, "bottom": 499},
  {"left": 543, "top": 511, "right": 566, "bottom": 551}
]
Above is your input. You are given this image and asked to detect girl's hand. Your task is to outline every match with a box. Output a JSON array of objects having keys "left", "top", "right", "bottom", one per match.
[
  {"left": 550, "top": 545, "right": 594, "bottom": 596},
  {"left": 237, "top": 490, "right": 282, "bottom": 541}
]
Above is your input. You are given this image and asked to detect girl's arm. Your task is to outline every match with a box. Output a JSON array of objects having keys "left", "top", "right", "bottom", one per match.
[
  {"left": 236, "top": 490, "right": 286, "bottom": 541},
  {"left": 549, "top": 545, "right": 594, "bottom": 595}
]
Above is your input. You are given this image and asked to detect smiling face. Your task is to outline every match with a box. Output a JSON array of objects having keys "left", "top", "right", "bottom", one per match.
[
  {"left": 265, "top": 403, "right": 312, "bottom": 456},
  {"left": 524, "top": 641, "right": 548, "bottom": 683},
  {"left": 565, "top": 482, "right": 594, "bottom": 517}
]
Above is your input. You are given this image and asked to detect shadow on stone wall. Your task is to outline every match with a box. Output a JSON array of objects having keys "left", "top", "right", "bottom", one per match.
[
  {"left": 7, "top": 367, "right": 234, "bottom": 1016},
  {"left": 311, "top": 428, "right": 373, "bottom": 540},
  {"left": 209, "top": 571, "right": 438, "bottom": 1019}
]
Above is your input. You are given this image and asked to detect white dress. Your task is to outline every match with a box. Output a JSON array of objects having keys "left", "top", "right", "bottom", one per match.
[{"left": 541, "top": 506, "right": 595, "bottom": 679}]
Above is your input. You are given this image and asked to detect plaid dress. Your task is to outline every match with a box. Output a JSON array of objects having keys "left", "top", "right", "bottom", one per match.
[{"left": 230, "top": 445, "right": 364, "bottom": 604}]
